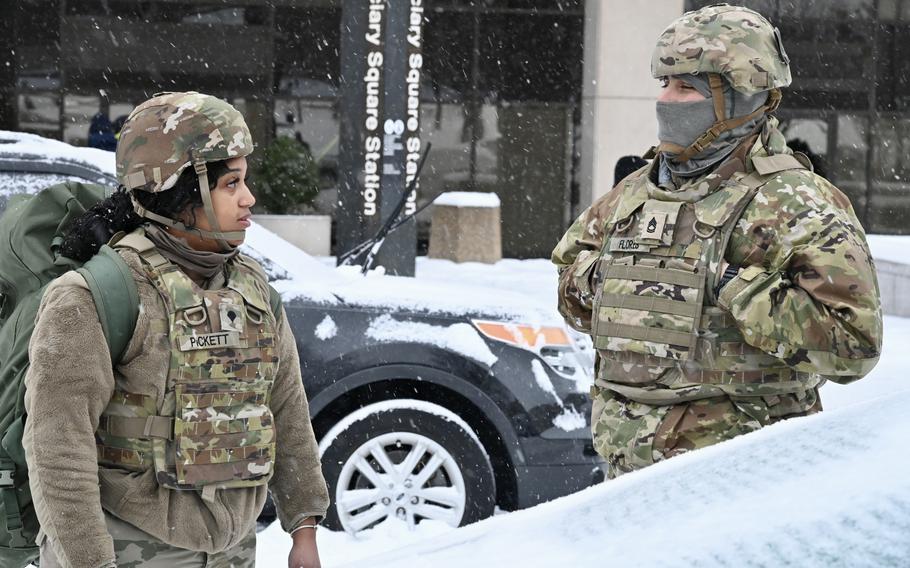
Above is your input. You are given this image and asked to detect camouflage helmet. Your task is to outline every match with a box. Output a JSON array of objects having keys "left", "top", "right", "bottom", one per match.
[
  {"left": 651, "top": 4, "right": 791, "bottom": 95},
  {"left": 117, "top": 92, "right": 252, "bottom": 248},
  {"left": 116, "top": 91, "right": 253, "bottom": 193}
]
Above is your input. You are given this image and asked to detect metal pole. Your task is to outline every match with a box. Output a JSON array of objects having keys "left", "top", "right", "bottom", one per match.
[{"left": 374, "top": 0, "right": 422, "bottom": 276}]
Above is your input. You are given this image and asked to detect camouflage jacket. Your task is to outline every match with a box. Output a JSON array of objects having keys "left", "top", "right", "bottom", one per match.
[{"left": 553, "top": 121, "right": 882, "bottom": 388}]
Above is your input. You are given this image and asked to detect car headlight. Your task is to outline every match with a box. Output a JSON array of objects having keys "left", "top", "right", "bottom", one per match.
[{"left": 471, "top": 320, "right": 585, "bottom": 379}]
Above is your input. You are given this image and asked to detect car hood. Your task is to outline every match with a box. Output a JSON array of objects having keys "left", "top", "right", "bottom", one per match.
[{"left": 242, "top": 222, "right": 562, "bottom": 325}]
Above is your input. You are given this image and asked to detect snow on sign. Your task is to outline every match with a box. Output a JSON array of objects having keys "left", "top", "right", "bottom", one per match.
[{"left": 353, "top": 389, "right": 910, "bottom": 567}]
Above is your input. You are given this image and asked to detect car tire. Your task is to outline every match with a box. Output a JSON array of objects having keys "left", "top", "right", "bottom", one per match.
[{"left": 319, "top": 399, "right": 496, "bottom": 533}]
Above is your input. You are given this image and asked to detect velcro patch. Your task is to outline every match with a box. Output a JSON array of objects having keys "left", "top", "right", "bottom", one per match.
[
  {"left": 178, "top": 332, "right": 242, "bottom": 351},
  {"left": 609, "top": 238, "right": 651, "bottom": 253},
  {"left": 639, "top": 211, "right": 667, "bottom": 241}
]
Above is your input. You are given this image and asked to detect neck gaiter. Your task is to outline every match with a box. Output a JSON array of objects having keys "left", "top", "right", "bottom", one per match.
[{"left": 657, "top": 73, "right": 768, "bottom": 178}]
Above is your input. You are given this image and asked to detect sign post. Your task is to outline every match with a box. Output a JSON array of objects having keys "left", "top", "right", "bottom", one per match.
[{"left": 337, "top": 0, "right": 424, "bottom": 276}]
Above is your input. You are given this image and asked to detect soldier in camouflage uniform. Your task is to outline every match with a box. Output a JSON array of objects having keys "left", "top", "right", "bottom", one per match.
[
  {"left": 552, "top": 5, "right": 882, "bottom": 479},
  {"left": 24, "top": 92, "right": 328, "bottom": 567}
]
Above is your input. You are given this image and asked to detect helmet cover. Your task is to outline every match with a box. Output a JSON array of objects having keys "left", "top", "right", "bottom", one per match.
[
  {"left": 116, "top": 91, "right": 253, "bottom": 193},
  {"left": 651, "top": 4, "right": 791, "bottom": 95}
]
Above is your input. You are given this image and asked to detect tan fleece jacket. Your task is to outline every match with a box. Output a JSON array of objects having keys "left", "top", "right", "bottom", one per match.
[{"left": 23, "top": 249, "right": 328, "bottom": 568}]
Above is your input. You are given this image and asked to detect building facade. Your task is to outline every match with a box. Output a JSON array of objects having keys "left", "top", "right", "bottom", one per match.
[
  {"left": 2, "top": 0, "right": 907, "bottom": 259},
  {"left": 1, "top": 0, "right": 585, "bottom": 258}
]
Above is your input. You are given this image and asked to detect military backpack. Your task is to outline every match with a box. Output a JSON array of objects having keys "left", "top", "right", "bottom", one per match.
[{"left": 0, "top": 181, "right": 138, "bottom": 566}]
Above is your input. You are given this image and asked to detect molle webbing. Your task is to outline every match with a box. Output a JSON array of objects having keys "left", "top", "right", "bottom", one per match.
[
  {"left": 591, "top": 156, "right": 810, "bottom": 400},
  {"left": 98, "top": 415, "right": 173, "bottom": 440},
  {"left": 594, "top": 258, "right": 706, "bottom": 360},
  {"left": 598, "top": 293, "right": 701, "bottom": 318}
]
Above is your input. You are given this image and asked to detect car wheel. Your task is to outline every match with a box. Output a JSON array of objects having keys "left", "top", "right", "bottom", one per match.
[{"left": 319, "top": 399, "right": 495, "bottom": 533}]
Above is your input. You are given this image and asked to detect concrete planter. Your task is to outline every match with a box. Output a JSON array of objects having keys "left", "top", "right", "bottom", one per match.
[
  {"left": 428, "top": 192, "right": 503, "bottom": 264},
  {"left": 876, "top": 258, "right": 910, "bottom": 318},
  {"left": 252, "top": 214, "right": 331, "bottom": 257}
]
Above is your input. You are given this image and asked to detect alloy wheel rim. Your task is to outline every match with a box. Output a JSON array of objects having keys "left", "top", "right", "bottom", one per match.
[{"left": 335, "top": 431, "right": 467, "bottom": 533}]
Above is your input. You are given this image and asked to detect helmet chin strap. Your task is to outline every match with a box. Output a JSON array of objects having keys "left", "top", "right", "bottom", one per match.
[
  {"left": 657, "top": 73, "right": 782, "bottom": 163},
  {"left": 130, "top": 160, "right": 246, "bottom": 251},
  {"left": 192, "top": 160, "right": 244, "bottom": 251}
]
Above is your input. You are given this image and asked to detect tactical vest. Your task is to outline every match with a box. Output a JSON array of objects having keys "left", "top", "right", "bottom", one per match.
[
  {"left": 95, "top": 231, "right": 279, "bottom": 499},
  {"left": 591, "top": 153, "right": 823, "bottom": 405}
]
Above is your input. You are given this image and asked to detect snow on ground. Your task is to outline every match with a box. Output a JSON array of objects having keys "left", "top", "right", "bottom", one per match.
[
  {"left": 255, "top": 238, "right": 910, "bottom": 567},
  {"left": 348, "top": 384, "right": 910, "bottom": 568}
]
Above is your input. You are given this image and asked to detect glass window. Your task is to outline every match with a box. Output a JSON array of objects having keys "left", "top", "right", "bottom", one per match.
[
  {"left": 686, "top": 0, "right": 874, "bottom": 19},
  {"left": 60, "top": 1, "right": 273, "bottom": 95},
  {"left": 18, "top": 94, "right": 60, "bottom": 137},
  {"left": 685, "top": 1, "right": 875, "bottom": 112},
  {"left": 496, "top": 102, "right": 572, "bottom": 257},
  {"left": 63, "top": 95, "right": 100, "bottom": 147},
  {"left": 870, "top": 115, "right": 910, "bottom": 232},
  {"left": 478, "top": 12, "right": 583, "bottom": 102},
  {"left": 413, "top": 2, "right": 583, "bottom": 256},
  {"left": 274, "top": 6, "right": 341, "bottom": 94},
  {"left": 272, "top": 5, "right": 342, "bottom": 215},
  {"left": 422, "top": 9, "right": 473, "bottom": 101}
]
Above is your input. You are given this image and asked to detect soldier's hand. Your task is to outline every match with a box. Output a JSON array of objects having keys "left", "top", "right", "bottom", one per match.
[{"left": 289, "top": 526, "right": 321, "bottom": 568}]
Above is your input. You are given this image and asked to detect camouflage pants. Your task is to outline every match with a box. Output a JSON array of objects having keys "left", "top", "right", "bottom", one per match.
[
  {"left": 39, "top": 511, "right": 256, "bottom": 568},
  {"left": 590, "top": 386, "right": 821, "bottom": 479}
]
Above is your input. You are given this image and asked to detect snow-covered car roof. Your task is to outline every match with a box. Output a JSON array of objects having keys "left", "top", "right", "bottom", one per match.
[
  {"left": 0, "top": 130, "right": 116, "bottom": 177},
  {"left": 0, "top": 130, "right": 118, "bottom": 210}
]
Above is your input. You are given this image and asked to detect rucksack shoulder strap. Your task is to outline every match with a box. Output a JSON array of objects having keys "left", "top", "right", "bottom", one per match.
[
  {"left": 76, "top": 245, "right": 139, "bottom": 362},
  {"left": 268, "top": 285, "right": 283, "bottom": 325}
]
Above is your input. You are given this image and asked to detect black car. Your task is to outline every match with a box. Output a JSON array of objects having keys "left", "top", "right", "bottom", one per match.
[{"left": 0, "top": 131, "right": 603, "bottom": 533}]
